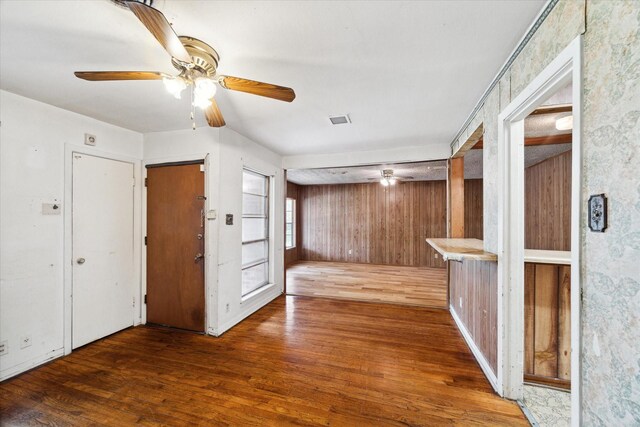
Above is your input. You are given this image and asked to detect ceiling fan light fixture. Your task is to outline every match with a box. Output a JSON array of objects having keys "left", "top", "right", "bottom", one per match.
[
  {"left": 193, "top": 95, "right": 212, "bottom": 110},
  {"left": 380, "top": 178, "right": 389, "bottom": 187},
  {"left": 163, "top": 76, "right": 187, "bottom": 99},
  {"left": 194, "top": 77, "right": 217, "bottom": 100},
  {"left": 389, "top": 177, "right": 397, "bottom": 185}
]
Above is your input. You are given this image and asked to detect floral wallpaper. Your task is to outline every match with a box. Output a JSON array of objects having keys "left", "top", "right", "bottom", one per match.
[{"left": 581, "top": 1, "right": 640, "bottom": 424}]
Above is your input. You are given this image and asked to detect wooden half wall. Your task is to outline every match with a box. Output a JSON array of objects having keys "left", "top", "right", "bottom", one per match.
[{"left": 449, "top": 259, "right": 498, "bottom": 376}]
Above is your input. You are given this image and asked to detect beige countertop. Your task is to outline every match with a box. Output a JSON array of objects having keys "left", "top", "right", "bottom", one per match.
[
  {"left": 426, "top": 238, "right": 571, "bottom": 265},
  {"left": 524, "top": 249, "right": 571, "bottom": 265},
  {"left": 426, "top": 238, "right": 497, "bottom": 262}
]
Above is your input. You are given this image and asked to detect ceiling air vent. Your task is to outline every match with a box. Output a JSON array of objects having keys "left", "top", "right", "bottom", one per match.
[{"left": 329, "top": 115, "right": 351, "bottom": 125}]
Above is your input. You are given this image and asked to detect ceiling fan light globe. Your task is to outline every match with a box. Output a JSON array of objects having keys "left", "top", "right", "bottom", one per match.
[
  {"left": 389, "top": 178, "right": 397, "bottom": 185},
  {"left": 163, "top": 76, "right": 187, "bottom": 99},
  {"left": 193, "top": 94, "right": 212, "bottom": 110},
  {"left": 194, "top": 77, "right": 217, "bottom": 100},
  {"left": 380, "top": 178, "right": 389, "bottom": 186}
]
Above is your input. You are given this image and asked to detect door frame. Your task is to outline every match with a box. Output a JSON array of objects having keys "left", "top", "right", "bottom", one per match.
[
  {"left": 142, "top": 153, "right": 211, "bottom": 330},
  {"left": 497, "top": 35, "right": 582, "bottom": 425},
  {"left": 63, "top": 145, "right": 142, "bottom": 355}
]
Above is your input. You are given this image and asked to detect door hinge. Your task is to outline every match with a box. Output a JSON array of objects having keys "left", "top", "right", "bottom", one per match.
[
  {"left": 133, "top": 296, "right": 135, "bottom": 307},
  {"left": 144, "top": 177, "right": 148, "bottom": 187},
  {"left": 144, "top": 236, "right": 147, "bottom": 245},
  {"left": 144, "top": 294, "right": 147, "bottom": 304},
  {"left": 580, "top": 287, "right": 584, "bottom": 303}
]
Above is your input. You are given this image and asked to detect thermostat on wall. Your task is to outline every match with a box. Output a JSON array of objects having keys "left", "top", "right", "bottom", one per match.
[{"left": 84, "top": 133, "right": 96, "bottom": 146}]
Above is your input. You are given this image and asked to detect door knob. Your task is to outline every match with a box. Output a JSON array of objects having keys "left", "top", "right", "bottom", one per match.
[
  {"left": 76, "top": 258, "right": 86, "bottom": 264},
  {"left": 194, "top": 253, "right": 204, "bottom": 262}
]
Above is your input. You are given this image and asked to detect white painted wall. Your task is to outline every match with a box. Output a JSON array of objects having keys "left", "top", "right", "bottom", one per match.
[
  {"left": 143, "top": 126, "right": 284, "bottom": 336},
  {"left": 0, "top": 90, "right": 143, "bottom": 380}
]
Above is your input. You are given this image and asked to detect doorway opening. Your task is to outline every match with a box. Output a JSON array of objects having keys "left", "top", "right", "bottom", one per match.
[
  {"left": 284, "top": 160, "right": 461, "bottom": 308},
  {"left": 145, "top": 161, "right": 206, "bottom": 332},
  {"left": 498, "top": 36, "right": 582, "bottom": 425}
]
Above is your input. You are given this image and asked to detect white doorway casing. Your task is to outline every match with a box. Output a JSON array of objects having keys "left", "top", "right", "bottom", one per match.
[{"left": 497, "top": 35, "right": 582, "bottom": 426}]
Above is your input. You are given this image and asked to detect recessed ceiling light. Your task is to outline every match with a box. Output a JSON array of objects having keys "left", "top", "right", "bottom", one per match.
[{"left": 329, "top": 115, "right": 351, "bottom": 125}]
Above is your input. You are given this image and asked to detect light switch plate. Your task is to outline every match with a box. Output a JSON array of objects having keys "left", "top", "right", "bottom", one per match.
[
  {"left": 42, "top": 202, "right": 61, "bottom": 215},
  {"left": 588, "top": 193, "right": 607, "bottom": 232},
  {"left": 206, "top": 210, "right": 217, "bottom": 220},
  {"left": 225, "top": 214, "right": 233, "bottom": 225}
]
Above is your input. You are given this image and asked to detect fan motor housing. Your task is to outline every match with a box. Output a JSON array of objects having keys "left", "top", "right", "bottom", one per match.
[{"left": 172, "top": 36, "right": 220, "bottom": 78}]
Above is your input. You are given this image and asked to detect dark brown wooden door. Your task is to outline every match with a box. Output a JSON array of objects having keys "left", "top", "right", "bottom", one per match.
[{"left": 146, "top": 162, "right": 205, "bottom": 332}]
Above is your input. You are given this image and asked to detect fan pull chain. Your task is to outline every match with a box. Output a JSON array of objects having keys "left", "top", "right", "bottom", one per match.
[{"left": 190, "top": 84, "right": 196, "bottom": 130}]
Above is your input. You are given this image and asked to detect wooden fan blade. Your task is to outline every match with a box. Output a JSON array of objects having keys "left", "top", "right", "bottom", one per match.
[
  {"left": 125, "top": 1, "right": 192, "bottom": 64},
  {"left": 74, "top": 71, "right": 170, "bottom": 81},
  {"left": 204, "top": 98, "right": 225, "bottom": 127},
  {"left": 219, "top": 75, "right": 296, "bottom": 102}
]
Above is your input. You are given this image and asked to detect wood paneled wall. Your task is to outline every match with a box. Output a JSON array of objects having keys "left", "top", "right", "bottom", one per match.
[
  {"left": 464, "top": 179, "right": 483, "bottom": 239},
  {"left": 285, "top": 181, "right": 301, "bottom": 267},
  {"left": 297, "top": 181, "right": 447, "bottom": 268},
  {"left": 525, "top": 150, "right": 572, "bottom": 251},
  {"left": 449, "top": 259, "right": 498, "bottom": 374},
  {"left": 524, "top": 262, "right": 571, "bottom": 389}
]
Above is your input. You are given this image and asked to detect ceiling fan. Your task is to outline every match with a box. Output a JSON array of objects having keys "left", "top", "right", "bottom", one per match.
[
  {"left": 368, "top": 169, "right": 414, "bottom": 186},
  {"left": 74, "top": 0, "right": 296, "bottom": 128}
]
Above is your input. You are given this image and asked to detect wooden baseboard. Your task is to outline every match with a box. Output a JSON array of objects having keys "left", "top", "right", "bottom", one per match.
[{"left": 524, "top": 374, "right": 570, "bottom": 390}]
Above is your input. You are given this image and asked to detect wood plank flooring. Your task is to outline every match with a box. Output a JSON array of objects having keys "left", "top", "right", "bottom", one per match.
[
  {"left": 0, "top": 296, "right": 527, "bottom": 426},
  {"left": 287, "top": 261, "right": 448, "bottom": 308}
]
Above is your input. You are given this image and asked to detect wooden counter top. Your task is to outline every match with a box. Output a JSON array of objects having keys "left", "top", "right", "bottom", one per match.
[
  {"left": 524, "top": 249, "right": 571, "bottom": 265},
  {"left": 426, "top": 238, "right": 497, "bottom": 262}
]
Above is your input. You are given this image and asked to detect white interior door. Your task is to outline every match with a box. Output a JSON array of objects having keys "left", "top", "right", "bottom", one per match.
[{"left": 72, "top": 153, "right": 134, "bottom": 349}]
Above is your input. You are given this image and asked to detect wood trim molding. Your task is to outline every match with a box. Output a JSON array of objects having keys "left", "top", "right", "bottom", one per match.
[{"left": 472, "top": 133, "right": 572, "bottom": 150}]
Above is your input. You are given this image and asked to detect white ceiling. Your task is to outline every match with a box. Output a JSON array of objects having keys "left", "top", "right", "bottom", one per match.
[
  {"left": 288, "top": 160, "right": 448, "bottom": 185},
  {"left": 289, "top": 111, "right": 573, "bottom": 185},
  {"left": 0, "top": 0, "right": 545, "bottom": 156}
]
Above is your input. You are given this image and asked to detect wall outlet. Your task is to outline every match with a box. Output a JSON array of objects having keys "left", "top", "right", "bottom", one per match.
[
  {"left": 459, "top": 297, "right": 463, "bottom": 308},
  {"left": 434, "top": 253, "right": 439, "bottom": 259},
  {"left": 84, "top": 133, "right": 97, "bottom": 146},
  {"left": 20, "top": 335, "right": 32, "bottom": 349},
  {"left": 225, "top": 303, "right": 230, "bottom": 313},
  {"left": 0, "top": 340, "right": 7, "bottom": 356},
  {"left": 348, "top": 249, "right": 352, "bottom": 255}
]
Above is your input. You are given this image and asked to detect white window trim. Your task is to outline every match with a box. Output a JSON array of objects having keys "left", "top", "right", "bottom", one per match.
[{"left": 241, "top": 167, "right": 276, "bottom": 301}]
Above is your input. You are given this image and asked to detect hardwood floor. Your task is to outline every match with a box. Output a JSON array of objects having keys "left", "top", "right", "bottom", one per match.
[
  {"left": 0, "top": 296, "right": 527, "bottom": 426},
  {"left": 287, "top": 261, "right": 448, "bottom": 308}
]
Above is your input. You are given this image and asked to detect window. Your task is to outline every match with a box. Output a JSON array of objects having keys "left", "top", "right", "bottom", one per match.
[
  {"left": 241, "top": 169, "right": 270, "bottom": 297},
  {"left": 285, "top": 198, "right": 296, "bottom": 249}
]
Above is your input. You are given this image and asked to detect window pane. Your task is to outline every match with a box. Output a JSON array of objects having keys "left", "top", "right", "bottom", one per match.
[
  {"left": 286, "top": 198, "right": 293, "bottom": 212},
  {"left": 286, "top": 234, "right": 293, "bottom": 248},
  {"left": 243, "top": 170, "right": 267, "bottom": 195},
  {"left": 243, "top": 193, "right": 267, "bottom": 217},
  {"left": 242, "top": 262, "right": 268, "bottom": 296},
  {"left": 286, "top": 210, "right": 293, "bottom": 223},
  {"left": 242, "top": 240, "right": 268, "bottom": 268},
  {"left": 242, "top": 217, "right": 267, "bottom": 241}
]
